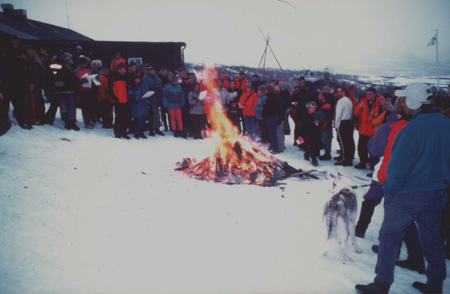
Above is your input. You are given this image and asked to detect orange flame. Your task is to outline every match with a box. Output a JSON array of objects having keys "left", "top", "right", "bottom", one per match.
[{"left": 177, "top": 66, "right": 280, "bottom": 185}]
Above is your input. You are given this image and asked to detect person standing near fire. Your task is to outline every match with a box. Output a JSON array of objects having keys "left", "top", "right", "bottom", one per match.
[
  {"left": 110, "top": 52, "right": 126, "bottom": 72},
  {"left": 235, "top": 71, "right": 249, "bottom": 93},
  {"left": 291, "top": 76, "right": 307, "bottom": 148},
  {"left": 227, "top": 80, "right": 242, "bottom": 133},
  {"left": 353, "top": 87, "right": 381, "bottom": 170},
  {"left": 141, "top": 66, "right": 164, "bottom": 136},
  {"left": 75, "top": 57, "right": 94, "bottom": 129},
  {"left": 334, "top": 86, "right": 355, "bottom": 167},
  {"left": 238, "top": 83, "right": 258, "bottom": 140},
  {"left": 108, "top": 63, "right": 130, "bottom": 139},
  {"left": 162, "top": 75, "right": 185, "bottom": 137}
]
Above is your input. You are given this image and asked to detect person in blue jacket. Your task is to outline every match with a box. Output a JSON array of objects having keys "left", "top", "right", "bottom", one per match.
[
  {"left": 356, "top": 83, "right": 450, "bottom": 294},
  {"left": 141, "top": 66, "right": 164, "bottom": 136},
  {"left": 162, "top": 75, "right": 185, "bottom": 137},
  {"left": 127, "top": 74, "right": 148, "bottom": 139}
]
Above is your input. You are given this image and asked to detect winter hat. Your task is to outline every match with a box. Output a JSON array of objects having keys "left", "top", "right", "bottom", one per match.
[
  {"left": 75, "top": 45, "right": 82, "bottom": 50},
  {"left": 64, "top": 52, "right": 73, "bottom": 64},
  {"left": 306, "top": 101, "right": 317, "bottom": 108},
  {"left": 78, "top": 56, "right": 87, "bottom": 65},
  {"left": 395, "top": 82, "right": 432, "bottom": 110},
  {"left": 91, "top": 60, "right": 100, "bottom": 68}
]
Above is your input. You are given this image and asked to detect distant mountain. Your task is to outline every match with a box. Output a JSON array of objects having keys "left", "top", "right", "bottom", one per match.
[
  {"left": 185, "top": 61, "right": 449, "bottom": 96},
  {"left": 332, "top": 50, "right": 450, "bottom": 78}
]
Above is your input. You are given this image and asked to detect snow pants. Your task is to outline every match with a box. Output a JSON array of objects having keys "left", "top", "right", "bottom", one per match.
[
  {"left": 375, "top": 190, "right": 447, "bottom": 289},
  {"left": 168, "top": 108, "right": 183, "bottom": 132},
  {"left": 337, "top": 120, "right": 355, "bottom": 165}
]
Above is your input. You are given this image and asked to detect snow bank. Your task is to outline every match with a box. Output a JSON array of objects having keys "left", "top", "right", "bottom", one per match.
[{"left": 0, "top": 112, "right": 448, "bottom": 294}]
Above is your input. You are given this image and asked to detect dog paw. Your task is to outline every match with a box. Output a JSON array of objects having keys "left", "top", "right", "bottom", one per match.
[{"left": 354, "top": 248, "right": 362, "bottom": 254}]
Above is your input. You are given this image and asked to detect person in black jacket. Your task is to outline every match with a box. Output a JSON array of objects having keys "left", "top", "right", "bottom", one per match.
[
  {"left": 302, "top": 101, "right": 324, "bottom": 166},
  {"left": 262, "top": 85, "right": 281, "bottom": 153},
  {"left": 291, "top": 76, "right": 307, "bottom": 148},
  {"left": 0, "top": 77, "right": 12, "bottom": 136},
  {"left": 277, "top": 80, "right": 291, "bottom": 135},
  {"left": 45, "top": 52, "right": 80, "bottom": 130},
  {"left": 2, "top": 36, "right": 34, "bottom": 128},
  {"left": 250, "top": 74, "right": 265, "bottom": 93}
]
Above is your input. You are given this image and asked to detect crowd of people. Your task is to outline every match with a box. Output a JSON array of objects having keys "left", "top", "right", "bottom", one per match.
[{"left": 1, "top": 36, "right": 450, "bottom": 164}]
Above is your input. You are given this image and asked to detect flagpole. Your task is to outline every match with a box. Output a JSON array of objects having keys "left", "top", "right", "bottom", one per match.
[{"left": 436, "top": 29, "right": 439, "bottom": 90}]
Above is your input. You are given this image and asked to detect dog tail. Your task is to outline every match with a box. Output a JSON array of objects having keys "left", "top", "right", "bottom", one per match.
[{"left": 323, "top": 201, "right": 335, "bottom": 240}]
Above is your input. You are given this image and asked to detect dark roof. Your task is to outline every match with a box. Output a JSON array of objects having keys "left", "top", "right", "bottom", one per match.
[{"left": 0, "top": 11, "right": 93, "bottom": 41}]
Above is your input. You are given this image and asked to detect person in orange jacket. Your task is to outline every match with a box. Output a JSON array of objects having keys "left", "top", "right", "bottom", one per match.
[
  {"left": 235, "top": 71, "right": 249, "bottom": 93},
  {"left": 219, "top": 72, "right": 230, "bottom": 90},
  {"left": 108, "top": 63, "right": 131, "bottom": 139},
  {"left": 110, "top": 52, "right": 126, "bottom": 72},
  {"left": 371, "top": 94, "right": 393, "bottom": 132},
  {"left": 353, "top": 87, "right": 381, "bottom": 169},
  {"left": 238, "top": 83, "right": 258, "bottom": 139}
]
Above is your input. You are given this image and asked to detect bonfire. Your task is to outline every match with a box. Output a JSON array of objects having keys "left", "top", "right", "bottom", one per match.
[{"left": 176, "top": 66, "right": 315, "bottom": 186}]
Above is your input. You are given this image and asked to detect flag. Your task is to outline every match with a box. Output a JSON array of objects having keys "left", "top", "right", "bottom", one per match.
[{"left": 428, "top": 33, "right": 437, "bottom": 47}]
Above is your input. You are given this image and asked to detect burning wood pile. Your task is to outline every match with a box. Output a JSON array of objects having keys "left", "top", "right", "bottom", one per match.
[{"left": 175, "top": 66, "right": 318, "bottom": 186}]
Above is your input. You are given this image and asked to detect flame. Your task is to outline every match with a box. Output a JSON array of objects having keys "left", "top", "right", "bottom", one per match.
[{"left": 177, "top": 66, "right": 281, "bottom": 185}]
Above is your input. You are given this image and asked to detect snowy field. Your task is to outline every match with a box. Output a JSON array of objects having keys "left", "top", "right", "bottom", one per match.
[{"left": 1, "top": 110, "right": 449, "bottom": 294}]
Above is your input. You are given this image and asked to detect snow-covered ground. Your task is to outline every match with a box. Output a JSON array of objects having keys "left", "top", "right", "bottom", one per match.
[{"left": 1, "top": 110, "right": 449, "bottom": 294}]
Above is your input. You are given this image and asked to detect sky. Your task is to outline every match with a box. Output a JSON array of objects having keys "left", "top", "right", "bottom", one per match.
[{"left": 2, "top": 0, "right": 450, "bottom": 71}]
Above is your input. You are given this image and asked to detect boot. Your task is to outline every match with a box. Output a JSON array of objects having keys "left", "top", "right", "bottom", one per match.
[
  {"left": 319, "top": 152, "right": 331, "bottom": 160},
  {"left": 134, "top": 133, "right": 140, "bottom": 139},
  {"left": 139, "top": 132, "right": 148, "bottom": 139},
  {"left": 395, "top": 260, "right": 425, "bottom": 274},
  {"left": 355, "top": 162, "right": 367, "bottom": 169},
  {"left": 412, "top": 282, "right": 442, "bottom": 294},
  {"left": 65, "top": 120, "right": 80, "bottom": 131},
  {"left": 174, "top": 131, "right": 179, "bottom": 138},
  {"left": 304, "top": 150, "right": 310, "bottom": 161},
  {"left": 61, "top": 112, "right": 68, "bottom": 124},
  {"left": 355, "top": 200, "right": 376, "bottom": 238},
  {"left": 355, "top": 280, "right": 390, "bottom": 294},
  {"left": 148, "top": 129, "right": 155, "bottom": 137},
  {"left": 155, "top": 128, "right": 165, "bottom": 136}
]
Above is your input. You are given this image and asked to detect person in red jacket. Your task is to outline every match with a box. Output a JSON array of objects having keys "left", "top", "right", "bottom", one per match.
[
  {"left": 110, "top": 52, "right": 126, "bottom": 72},
  {"left": 238, "top": 84, "right": 258, "bottom": 139},
  {"left": 75, "top": 57, "right": 94, "bottom": 129},
  {"left": 98, "top": 67, "right": 114, "bottom": 128},
  {"left": 219, "top": 72, "right": 230, "bottom": 90},
  {"left": 108, "top": 63, "right": 130, "bottom": 139},
  {"left": 353, "top": 87, "right": 381, "bottom": 169},
  {"left": 235, "top": 71, "right": 249, "bottom": 93}
]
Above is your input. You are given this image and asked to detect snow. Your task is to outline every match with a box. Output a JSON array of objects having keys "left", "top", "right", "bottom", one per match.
[{"left": 1, "top": 110, "right": 449, "bottom": 294}]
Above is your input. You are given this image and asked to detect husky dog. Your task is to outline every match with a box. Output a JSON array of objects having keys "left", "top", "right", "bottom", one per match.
[{"left": 323, "top": 173, "right": 362, "bottom": 256}]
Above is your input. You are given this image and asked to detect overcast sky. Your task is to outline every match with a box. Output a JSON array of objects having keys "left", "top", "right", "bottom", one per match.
[{"left": 2, "top": 0, "right": 449, "bottom": 71}]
